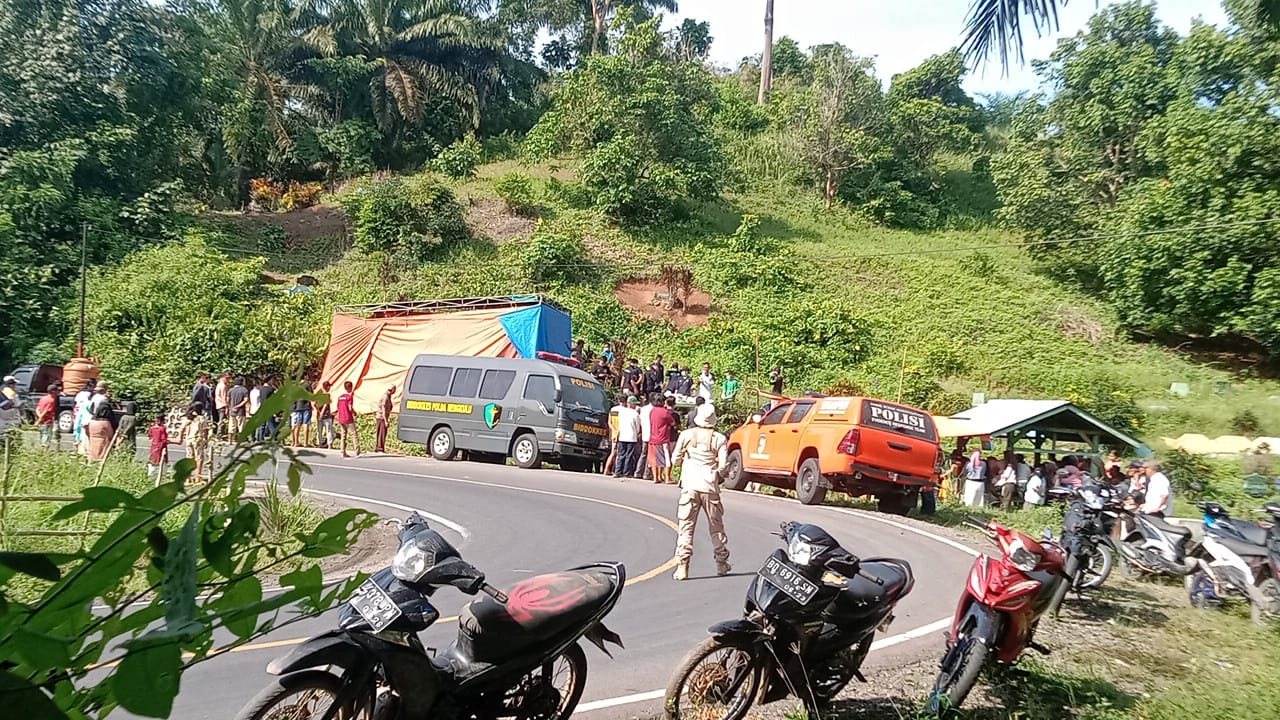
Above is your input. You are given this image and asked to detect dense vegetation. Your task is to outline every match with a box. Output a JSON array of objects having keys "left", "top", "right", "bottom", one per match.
[{"left": 4, "top": 0, "right": 1280, "bottom": 441}]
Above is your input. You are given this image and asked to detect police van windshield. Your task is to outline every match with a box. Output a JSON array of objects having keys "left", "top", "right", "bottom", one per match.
[{"left": 560, "top": 377, "right": 608, "bottom": 414}]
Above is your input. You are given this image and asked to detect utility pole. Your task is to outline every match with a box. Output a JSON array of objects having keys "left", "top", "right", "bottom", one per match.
[
  {"left": 758, "top": 0, "right": 775, "bottom": 105},
  {"left": 77, "top": 223, "right": 88, "bottom": 357}
]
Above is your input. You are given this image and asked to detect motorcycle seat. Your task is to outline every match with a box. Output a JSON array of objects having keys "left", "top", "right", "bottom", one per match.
[
  {"left": 449, "top": 570, "right": 615, "bottom": 666},
  {"left": 1146, "top": 516, "right": 1192, "bottom": 537},
  {"left": 1221, "top": 519, "right": 1269, "bottom": 546},
  {"left": 1213, "top": 534, "right": 1270, "bottom": 558},
  {"left": 831, "top": 560, "right": 913, "bottom": 612}
]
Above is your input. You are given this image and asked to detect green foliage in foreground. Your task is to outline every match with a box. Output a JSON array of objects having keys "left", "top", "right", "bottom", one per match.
[
  {"left": 0, "top": 386, "right": 376, "bottom": 719},
  {"left": 339, "top": 174, "right": 471, "bottom": 261}
]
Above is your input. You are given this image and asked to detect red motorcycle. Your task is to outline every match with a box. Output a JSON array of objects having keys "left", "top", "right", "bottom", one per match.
[{"left": 926, "top": 518, "right": 1068, "bottom": 715}]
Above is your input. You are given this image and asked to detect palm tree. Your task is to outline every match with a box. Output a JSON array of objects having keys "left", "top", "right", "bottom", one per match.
[
  {"left": 319, "top": 0, "right": 498, "bottom": 132},
  {"left": 213, "top": 0, "right": 323, "bottom": 165},
  {"left": 961, "top": 0, "right": 1280, "bottom": 69},
  {"left": 757, "top": 0, "right": 774, "bottom": 104}
]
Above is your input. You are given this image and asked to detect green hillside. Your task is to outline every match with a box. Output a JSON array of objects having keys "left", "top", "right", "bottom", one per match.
[{"left": 200, "top": 160, "right": 1280, "bottom": 447}]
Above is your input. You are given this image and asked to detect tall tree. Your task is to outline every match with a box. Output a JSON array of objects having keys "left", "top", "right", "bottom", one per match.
[
  {"left": 758, "top": 0, "right": 774, "bottom": 104},
  {"left": 961, "top": 0, "right": 1280, "bottom": 69},
  {"left": 798, "top": 46, "right": 887, "bottom": 208},
  {"left": 319, "top": 0, "right": 498, "bottom": 133}
]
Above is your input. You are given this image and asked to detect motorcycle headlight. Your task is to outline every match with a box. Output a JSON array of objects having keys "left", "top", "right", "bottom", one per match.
[
  {"left": 392, "top": 538, "right": 435, "bottom": 582},
  {"left": 786, "top": 535, "right": 821, "bottom": 566},
  {"left": 1008, "top": 537, "right": 1041, "bottom": 573}
]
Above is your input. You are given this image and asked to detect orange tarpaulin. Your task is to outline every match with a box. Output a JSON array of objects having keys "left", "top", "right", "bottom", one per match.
[{"left": 319, "top": 310, "right": 520, "bottom": 414}]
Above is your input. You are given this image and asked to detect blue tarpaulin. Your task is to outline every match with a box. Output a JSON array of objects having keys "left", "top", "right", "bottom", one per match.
[{"left": 499, "top": 303, "right": 573, "bottom": 359}]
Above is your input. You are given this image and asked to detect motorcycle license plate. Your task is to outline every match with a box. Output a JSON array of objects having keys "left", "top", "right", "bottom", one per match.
[
  {"left": 348, "top": 578, "right": 402, "bottom": 633},
  {"left": 759, "top": 556, "right": 820, "bottom": 605}
]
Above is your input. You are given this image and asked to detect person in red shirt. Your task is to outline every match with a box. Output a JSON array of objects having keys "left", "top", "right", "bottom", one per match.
[
  {"left": 35, "top": 382, "right": 61, "bottom": 449},
  {"left": 337, "top": 381, "right": 361, "bottom": 458},
  {"left": 647, "top": 392, "right": 679, "bottom": 484},
  {"left": 146, "top": 414, "right": 169, "bottom": 481}
]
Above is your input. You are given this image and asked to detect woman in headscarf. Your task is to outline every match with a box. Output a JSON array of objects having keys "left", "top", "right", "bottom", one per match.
[{"left": 86, "top": 402, "right": 115, "bottom": 462}]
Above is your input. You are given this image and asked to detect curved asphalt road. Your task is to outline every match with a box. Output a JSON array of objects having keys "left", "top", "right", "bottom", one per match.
[{"left": 139, "top": 451, "right": 977, "bottom": 719}]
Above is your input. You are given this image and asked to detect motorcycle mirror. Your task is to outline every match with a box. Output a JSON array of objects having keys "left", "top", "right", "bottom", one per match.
[{"left": 385, "top": 517, "right": 404, "bottom": 530}]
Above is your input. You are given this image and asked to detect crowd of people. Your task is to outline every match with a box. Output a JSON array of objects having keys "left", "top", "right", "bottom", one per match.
[
  {"left": 942, "top": 447, "right": 1176, "bottom": 517},
  {"left": 184, "top": 373, "right": 385, "bottom": 470},
  {"left": 17, "top": 377, "right": 141, "bottom": 464}
]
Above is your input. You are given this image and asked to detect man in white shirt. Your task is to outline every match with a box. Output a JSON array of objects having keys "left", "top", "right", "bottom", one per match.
[
  {"left": 671, "top": 405, "right": 731, "bottom": 580},
  {"left": 1023, "top": 467, "right": 1046, "bottom": 509},
  {"left": 995, "top": 459, "right": 1018, "bottom": 510},
  {"left": 1141, "top": 460, "right": 1175, "bottom": 517},
  {"left": 697, "top": 363, "right": 715, "bottom": 402},
  {"left": 612, "top": 396, "right": 642, "bottom": 479},
  {"left": 635, "top": 394, "right": 655, "bottom": 479}
]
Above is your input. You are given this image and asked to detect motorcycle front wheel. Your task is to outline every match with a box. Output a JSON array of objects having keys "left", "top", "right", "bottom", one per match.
[
  {"left": 664, "top": 637, "right": 763, "bottom": 720},
  {"left": 925, "top": 621, "right": 991, "bottom": 717},
  {"left": 233, "top": 670, "right": 351, "bottom": 720},
  {"left": 1077, "top": 542, "right": 1114, "bottom": 590}
]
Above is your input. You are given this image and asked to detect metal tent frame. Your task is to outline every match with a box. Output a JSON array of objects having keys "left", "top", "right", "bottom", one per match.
[{"left": 334, "top": 294, "right": 569, "bottom": 317}]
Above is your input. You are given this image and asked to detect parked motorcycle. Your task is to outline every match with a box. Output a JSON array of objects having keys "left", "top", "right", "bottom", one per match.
[
  {"left": 926, "top": 518, "right": 1067, "bottom": 715},
  {"left": 234, "top": 513, "right": 626, "bottom": 720},
  {"left": 1188, "top": 501, "right": 1280, "bottom": 624},
  {"left": 664, "top": 522, "right": 913, "bottom": 720},
  {"left": 1046, "top": 485, "right": 1119, "bottom": 614},
  {"left": 1115, "top": 506, "right": 1198, "bottom": 579}
]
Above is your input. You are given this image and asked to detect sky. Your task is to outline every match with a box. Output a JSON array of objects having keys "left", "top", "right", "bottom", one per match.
[{"left": 663, "top": 0, "right": 1230, "bottom": 96}]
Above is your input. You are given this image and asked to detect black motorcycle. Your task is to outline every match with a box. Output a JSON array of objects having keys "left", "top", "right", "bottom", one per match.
[
  {"left": 664, "top": 522, "right": 913, "bottom": 720},
  {"left": 1047, "top": 485, "right": 1119, "bottom": 614},
  {"left": 235, "top": 513, "right": 626, "bottom": 720}
]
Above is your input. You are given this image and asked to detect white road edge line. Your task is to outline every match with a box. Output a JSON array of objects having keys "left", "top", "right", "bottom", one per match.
[{"left": 575, "top": 616, "right": 955, "bottom": 713}]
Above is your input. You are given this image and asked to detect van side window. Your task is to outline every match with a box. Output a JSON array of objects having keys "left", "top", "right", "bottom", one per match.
[
  {"left": 787, "top": 400, "right": 815, "bottom": 424},
  {"left": 524, "top": 374, "right": 557, "bottom": 410},
  {"left": 760, "top": 404, "right": 790, "bottom": 426},
  {"left": 479, "top": 370, "right": 516, "bottom": 400},
  {"left": 450, "top": 368, "right": 483, "bottom": 398},
  {"left": 408, "top": 366, "right": 451, "bottom": 396}
]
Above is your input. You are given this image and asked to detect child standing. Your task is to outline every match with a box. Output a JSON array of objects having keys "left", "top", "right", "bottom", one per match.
[{"left": 147, "top": 414, "right": 170, "bottom": 482}]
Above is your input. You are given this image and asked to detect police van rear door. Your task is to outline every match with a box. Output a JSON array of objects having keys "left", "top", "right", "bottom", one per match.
[{"left": 858, "top": 399, "right": 939, "bottom": 481}]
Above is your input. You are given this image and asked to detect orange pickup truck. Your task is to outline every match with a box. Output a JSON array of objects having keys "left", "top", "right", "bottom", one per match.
[{"left": 722, "top": 396, "right": 944, "bottom": 514}]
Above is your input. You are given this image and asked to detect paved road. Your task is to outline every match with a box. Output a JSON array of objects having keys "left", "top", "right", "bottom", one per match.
[{"left": 136, "top": 451, "right": 976, "bottom": 719}]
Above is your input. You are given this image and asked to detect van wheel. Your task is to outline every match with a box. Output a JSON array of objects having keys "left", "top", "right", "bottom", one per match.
[
  {"left": 723, "top": 449, "right": 751, "bottom": 491},
  {"left": 57, "top": 410, "right": 75, "bottom": 434},
  {"left": 512, "top": 433, "right": 541, "bottom": 469},
  {"left": 796, "top": 459, "right": 828, "bottom": 505},
  {"left": 429, "top": 426, "right": 455, "bottom": 460}
]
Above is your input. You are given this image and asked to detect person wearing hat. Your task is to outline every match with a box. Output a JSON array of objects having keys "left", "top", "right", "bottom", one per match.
[
  {"left": 612, "top": 395, "right": 642, "bottom": 478},
  {"left": 0, "top": 375, "right": 19, "bottom": 407},
  {"left": 670, "top": 404, "right": 732, "bottom": 580}
]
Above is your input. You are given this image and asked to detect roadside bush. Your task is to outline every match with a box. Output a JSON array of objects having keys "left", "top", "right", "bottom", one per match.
[
  {"left": 523, "top": 224, "right": 589, "bottom": 287},
  {"left": 554, "top": 287, "right": 636, "bottom": 348},
  {"left": 280, "top": 180, "right": 324, "bottom": 210},
  {"left": 318, "top": 119, "right": 380, "bottom": 178},
  {"left": 1060, "top": 373, "right": 1144, "bottom": 431},
  {"left": 339, "top": 175, "right": 469, "bottom": 261},
  {"left": 1230, "top": 408, "right": 1263, "bottom": 435},
  {"left": 432, "top": 133, "right": 483, "bottom": 179},
  {"left": 694, "top": 215, "right": 800, "bottom": 296},
  {"left": 494, "top": 172, "right": 539, "bottom": 217}
]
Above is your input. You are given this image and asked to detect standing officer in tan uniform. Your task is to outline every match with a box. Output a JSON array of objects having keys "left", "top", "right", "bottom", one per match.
[{"left": 671, "top": 405, "right": 732, "bottom": 580}]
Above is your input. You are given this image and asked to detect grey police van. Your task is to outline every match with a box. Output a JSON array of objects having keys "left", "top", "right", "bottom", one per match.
[{"left": 397, "top": 354, "right": 610, "bottom": 470}]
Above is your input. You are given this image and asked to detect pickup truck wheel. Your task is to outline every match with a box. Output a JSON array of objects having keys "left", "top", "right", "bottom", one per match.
[
  {"left": 796, "top": 459, "right": 828, "bottom": 505},
  {"left": 722, "top": 449, "right": 751, "bottom": 491},
  {"left": 877, "top": 493, "right": 908, "bottom": 515},
  {"left": 57, "top": 410, "right": 75, "bottom": 434}
]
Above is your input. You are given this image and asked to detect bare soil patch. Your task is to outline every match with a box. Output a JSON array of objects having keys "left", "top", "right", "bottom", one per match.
[
  {"left": 614, "top": 279, "right": 712, "bottom": 329},
  {"left": 219, "top": 205, "right": 350, "bottom": 247},
  {"left": 464, "top": 196, "right": 536, "bottom": 243}
]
